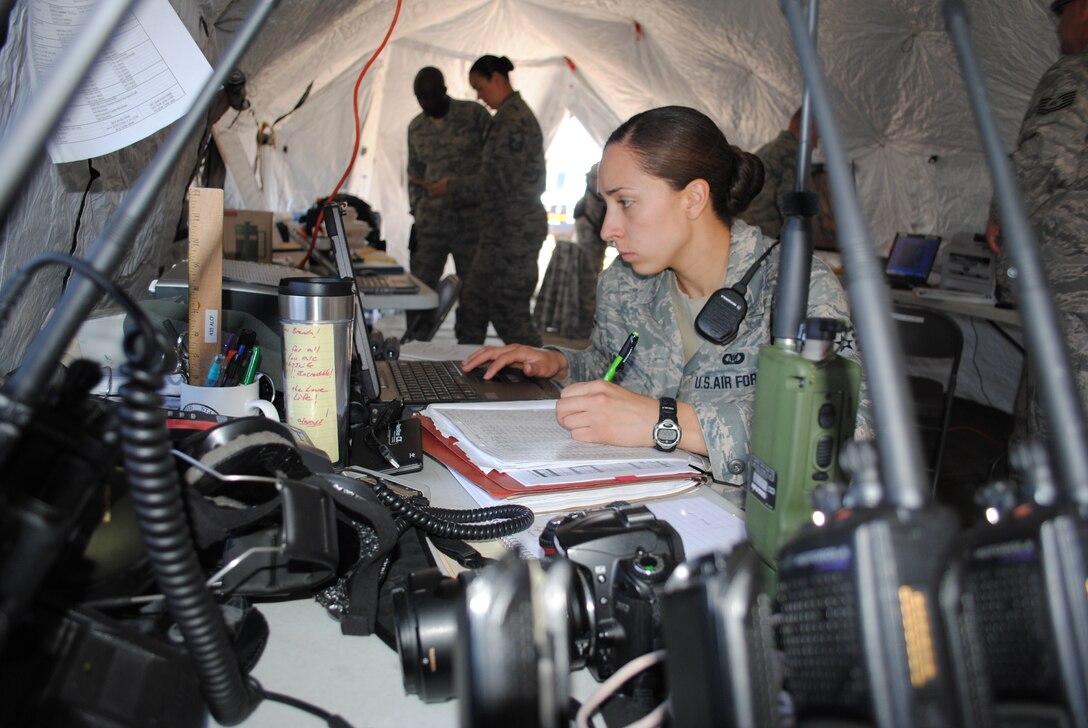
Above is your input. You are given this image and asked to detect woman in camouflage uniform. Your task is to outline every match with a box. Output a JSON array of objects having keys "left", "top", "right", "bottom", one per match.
[
  {"left": 463, "top": 106, "right": 861, "bottom": 488},
  {"left": 427, "top": 55, "right": 548, "bottom": 346}
]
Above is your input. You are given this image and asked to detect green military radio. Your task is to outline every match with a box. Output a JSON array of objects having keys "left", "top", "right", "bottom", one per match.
[{"left": 744, "top": 318, "right": 860, "bottom": 593}]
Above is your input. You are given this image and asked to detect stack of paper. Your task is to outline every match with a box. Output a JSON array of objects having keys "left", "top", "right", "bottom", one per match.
[{"left": 418, "top": 401, "right": 707, "bottom": 512}]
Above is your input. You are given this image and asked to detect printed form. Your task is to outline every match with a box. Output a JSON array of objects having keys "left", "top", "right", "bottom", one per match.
[{"left": 30, "top": 0, "right": 213, "bottom": 163}]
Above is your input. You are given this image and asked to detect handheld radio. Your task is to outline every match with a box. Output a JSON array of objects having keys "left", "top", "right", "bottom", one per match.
[
  {"left": 741, "top": 0, "right": 862, "bottom": 591},
  {"left": 745, "top": 317, "right": 860, "bottom": 592},
  {"left": 771, "top": 2, "right": 989, "bottom": 724},
  {"left": 941, "top": 2, "right": 1088, "bottom": 724}
]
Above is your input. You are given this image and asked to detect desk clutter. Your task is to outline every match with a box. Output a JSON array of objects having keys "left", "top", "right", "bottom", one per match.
[
  {"left": 10, "top": 332, "right": 1088, "bottom": 728},
  {"left": 15, "top": 208, "right": 1080, "bottom": 728}
]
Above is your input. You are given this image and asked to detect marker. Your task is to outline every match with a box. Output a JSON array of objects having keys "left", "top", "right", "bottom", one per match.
[
  {"left": 204, "top": 354, "right": 224, "bottom": 387},
  {"left": 603, "top": 332, "right": 639, "bottom": 382},
  {"left": 240, "top": 346, "right": 262, "bottom": 385}
]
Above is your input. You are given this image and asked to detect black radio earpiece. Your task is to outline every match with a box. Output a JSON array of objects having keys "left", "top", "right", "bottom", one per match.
[{"left": 694, "top": 240, "right": 779, "bottom": 345}]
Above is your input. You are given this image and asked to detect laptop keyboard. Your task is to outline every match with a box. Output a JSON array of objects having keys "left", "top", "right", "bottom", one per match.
[
  {"left": 389, "top": 360, "right": 481, "bottom": 403},
  {"left": 357, "top": 274, "right": 419, "bottom": 295}
]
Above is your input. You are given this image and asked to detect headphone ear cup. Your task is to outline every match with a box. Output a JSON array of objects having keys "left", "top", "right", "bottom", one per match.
[{"left": 694, "top": 286, "right": 748, "bottom": 345}]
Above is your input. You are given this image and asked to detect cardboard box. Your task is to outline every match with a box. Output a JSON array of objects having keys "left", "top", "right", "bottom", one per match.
[{"left": 223, "top": 209, "right": 274, "bottom": 262}]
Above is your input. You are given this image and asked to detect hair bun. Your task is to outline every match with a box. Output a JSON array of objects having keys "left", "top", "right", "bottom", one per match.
[{"left": 729, "top": 148, "right": 765, "bottom": 215}]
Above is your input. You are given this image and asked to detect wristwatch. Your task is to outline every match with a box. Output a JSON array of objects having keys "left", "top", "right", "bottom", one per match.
[{"left": 653, "top": 397, "right": 682, "bottom": 452}]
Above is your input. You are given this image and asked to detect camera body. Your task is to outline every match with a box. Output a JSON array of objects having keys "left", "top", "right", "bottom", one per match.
[{"left": 549, "top": 503, "right": 685, "bottom": 682}]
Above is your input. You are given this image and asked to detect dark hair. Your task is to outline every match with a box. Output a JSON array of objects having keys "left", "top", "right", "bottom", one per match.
[
  {"left": 470, "top": 55, "right": 515, "bottom": 79},
  {"left": 606, "top": 106, "right": 765, "bottom": 223}
]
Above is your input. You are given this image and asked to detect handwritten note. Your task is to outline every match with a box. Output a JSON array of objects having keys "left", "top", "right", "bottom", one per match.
[{"left": 283, "top": 323, "right": 339, "bottom": 461}]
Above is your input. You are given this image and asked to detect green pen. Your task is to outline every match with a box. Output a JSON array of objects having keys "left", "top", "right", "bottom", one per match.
[
  {"left": 241, "top": 346, "right": 262, "bottom": 385},
  {"left": 603, "top": 332, "right": 638, "bottom": 382}
]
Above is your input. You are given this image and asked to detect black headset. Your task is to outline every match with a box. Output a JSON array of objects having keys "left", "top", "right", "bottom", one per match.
[{"left": 693, "top": 240, "right": 780, "bottom": 345}]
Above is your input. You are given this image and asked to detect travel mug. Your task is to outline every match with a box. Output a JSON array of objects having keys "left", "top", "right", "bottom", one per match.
[{"left": 278, "top": 277, "right": 354, "bottom": 466}]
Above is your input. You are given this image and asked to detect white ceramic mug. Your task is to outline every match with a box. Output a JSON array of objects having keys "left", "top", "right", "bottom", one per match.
[{"left": 179, "top": 377, "right": 278, "bottom": 419}]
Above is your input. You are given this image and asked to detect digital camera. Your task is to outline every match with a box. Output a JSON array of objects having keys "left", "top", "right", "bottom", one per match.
[{"left": 392, "top": 503, "right": 684, "bottom": 725}]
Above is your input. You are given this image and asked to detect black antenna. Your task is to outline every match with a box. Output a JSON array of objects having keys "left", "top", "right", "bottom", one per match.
[
  {"left": 942, "top": 0, "right": 1088, "bottom": 505},
  {"left": 780, "top": 0, "right": 929, "bottom": 509},
  {"left": 770, "top": 0, "right": 820, "bottom": 345}
]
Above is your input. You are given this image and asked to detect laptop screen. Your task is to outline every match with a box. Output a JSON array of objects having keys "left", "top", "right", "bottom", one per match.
[
  {"left": 323, "top": 202, "right": 380, "bottom": 401},
  {"left": 886, "top": 233, "right": 941, "bottom": 285}
]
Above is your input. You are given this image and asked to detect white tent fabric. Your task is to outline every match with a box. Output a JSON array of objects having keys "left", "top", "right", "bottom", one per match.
[{"left": 0, "top": 0, "right": 1055, "bottom": 379}]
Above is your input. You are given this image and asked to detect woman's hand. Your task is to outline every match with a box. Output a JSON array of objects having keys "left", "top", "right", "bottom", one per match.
[
  {"left": 461, "top": 344, "right": 569, "bottom": 381},
  {"left": 555, "top": 380, "right": 659, "bottom": 448}
]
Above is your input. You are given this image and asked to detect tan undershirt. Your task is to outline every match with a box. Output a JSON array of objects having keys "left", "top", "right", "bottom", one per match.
[{"left": 667, "top": 271, "right": 712, "bottom": 364}]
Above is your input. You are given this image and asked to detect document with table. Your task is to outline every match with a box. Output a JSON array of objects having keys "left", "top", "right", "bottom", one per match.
[{"left": 417, "top": 400, "right": 707, "bottom": 511}]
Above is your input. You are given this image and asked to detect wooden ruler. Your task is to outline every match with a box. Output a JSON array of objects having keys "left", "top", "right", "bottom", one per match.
[{"left": 187, "top": 187, "right": 224, "bottom": 385}]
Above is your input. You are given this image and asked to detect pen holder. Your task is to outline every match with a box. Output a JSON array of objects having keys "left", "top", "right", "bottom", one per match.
[{"left": 179, "top": 378, "right": 278, "bottom": 420}]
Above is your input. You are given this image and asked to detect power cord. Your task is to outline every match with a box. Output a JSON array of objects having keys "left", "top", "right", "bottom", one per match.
[
  {"left": 298, "top": 0, "right": 402, "bottom": 269},
  {"left": 261, "top": 689, "right": 356, "bottom": 728}
]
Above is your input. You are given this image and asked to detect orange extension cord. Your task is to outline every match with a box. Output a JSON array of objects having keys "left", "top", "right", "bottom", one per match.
[{"left": 297, "top": 0, "right": 403, "bottom": 269}]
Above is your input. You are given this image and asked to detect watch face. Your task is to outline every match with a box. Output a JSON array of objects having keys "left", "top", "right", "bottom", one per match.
[{"left": 655, "top": 420, "right": 680, "bottom": 446}]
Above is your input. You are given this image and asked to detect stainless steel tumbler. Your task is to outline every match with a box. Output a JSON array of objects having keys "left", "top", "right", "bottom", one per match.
[{"left": 278, "top": 277, "right": 353, "bottom": 466}]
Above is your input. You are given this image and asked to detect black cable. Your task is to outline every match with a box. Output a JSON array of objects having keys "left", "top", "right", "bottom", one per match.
[
  {"left": 369, "top": 478, "right": 534, "bottom": 540},
  {"left": 61, "top": 161, "right": 101, "bottom": 294},
  {"left": 4, "top": 255, "right": 262, "bottom": 724},
  {"left": 968, "top": 317, "right": 996, "bottom": 409},
  {"left": 0, "top": 253, "right": 161, "bottom": 362},
  {"left": 261, "top": 689, "right": 356, "bottom": 728}
]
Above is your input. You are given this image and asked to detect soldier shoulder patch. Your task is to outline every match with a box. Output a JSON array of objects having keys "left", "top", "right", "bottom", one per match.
[{"left": 1036, "top": 90, "right": 1076, "bottom": 116}]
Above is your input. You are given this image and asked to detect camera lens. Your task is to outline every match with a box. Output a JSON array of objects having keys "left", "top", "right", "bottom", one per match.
[{"left": 391, "top": 567, "right": 469, "bottom": 703}]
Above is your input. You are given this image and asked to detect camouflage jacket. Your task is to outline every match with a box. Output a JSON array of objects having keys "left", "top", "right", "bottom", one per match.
[
  {"left": 557, "top": 220, "right": 867, "bottom": 485},
  {"left": 447, "top": 91, "right": 546, "bottom": 221},
  {"left": 407, "top": 98, "right": 490, "bottom": 235},
  {"left": 743, "top": 130, "right": 799, "bottom": 240},
  {"left": 1010, "top": 50, "right": 1088, "bottom": 221}
]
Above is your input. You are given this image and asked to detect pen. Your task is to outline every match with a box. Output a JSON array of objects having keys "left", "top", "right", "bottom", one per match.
[
  {"left": 603, "top": 332, "right": 639, "bottom": 382},
  {"left": 241, "top": 346, "right": 262, "bottom": 385}
]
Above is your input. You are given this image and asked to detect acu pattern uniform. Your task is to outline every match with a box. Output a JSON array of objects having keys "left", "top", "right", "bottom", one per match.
[
  {"left": 554, "top": 220, "right": 868, "bottom": 495},
  {"left": 447, "top": 91, "right": 548, "bottom": 346},
  {"left": 407, "top": 98, "right": 490, "bottom": 297},
  {"left": 743, "top": 130, "right": 799, "bottom": 240},
  {"left": 1008, "top": 50, "right": 1088, "bottom": 444}
]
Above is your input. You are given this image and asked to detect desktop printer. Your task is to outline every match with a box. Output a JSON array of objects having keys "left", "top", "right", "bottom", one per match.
[{"left": 150, "top": 258, "right": 314, "bottom": 333}]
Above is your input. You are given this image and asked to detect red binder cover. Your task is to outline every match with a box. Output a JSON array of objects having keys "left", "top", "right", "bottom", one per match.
[{"left": 417, "top": 414, "right": 699, "bottom": 500}]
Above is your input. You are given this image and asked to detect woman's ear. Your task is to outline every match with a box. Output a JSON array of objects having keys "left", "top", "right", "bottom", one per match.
[{"left": 682, "top": 178, "right": 711, "bottom": 219}]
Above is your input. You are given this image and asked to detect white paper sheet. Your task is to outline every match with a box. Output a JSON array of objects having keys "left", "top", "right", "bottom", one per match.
[
  {"left": 422, "top": 401, "right": 697, "bottom": 471},
  {"left": 30, "top": 0, "right": 213, "bottom": 163}
]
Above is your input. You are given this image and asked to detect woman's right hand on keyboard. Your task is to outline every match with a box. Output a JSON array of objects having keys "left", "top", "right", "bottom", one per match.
[{"left": 462, "top": 345, "right": 569, "bottom": 381}]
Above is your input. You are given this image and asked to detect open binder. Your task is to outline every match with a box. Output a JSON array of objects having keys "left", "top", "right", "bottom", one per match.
[{"left": 417, "top": 412, "right": 705, "bottom": 506}]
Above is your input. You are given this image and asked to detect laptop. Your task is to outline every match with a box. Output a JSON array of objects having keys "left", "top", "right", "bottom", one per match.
[
  {"left": 322, "top": 203, "right": 561, "bottom": 408},
  {"left": 322, "top": 204, "right": 420, "bottom": 295},
  {"left": 355, "top": 272, "right": 420, "bottom": 296},
  {"left": 884, "top": 233, "right": 941, "bottom": 289}
]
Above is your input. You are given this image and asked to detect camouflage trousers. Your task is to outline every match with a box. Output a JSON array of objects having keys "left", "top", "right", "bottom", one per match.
[
  {"left": 1011, "top": 309, "right": 1088, "bottom": 453},
  {"left": 457, "top": 231, "right": 546, "bottom": 346},
  {"left": 408, "top": 225, "right": 478, "bottom": 336}
]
